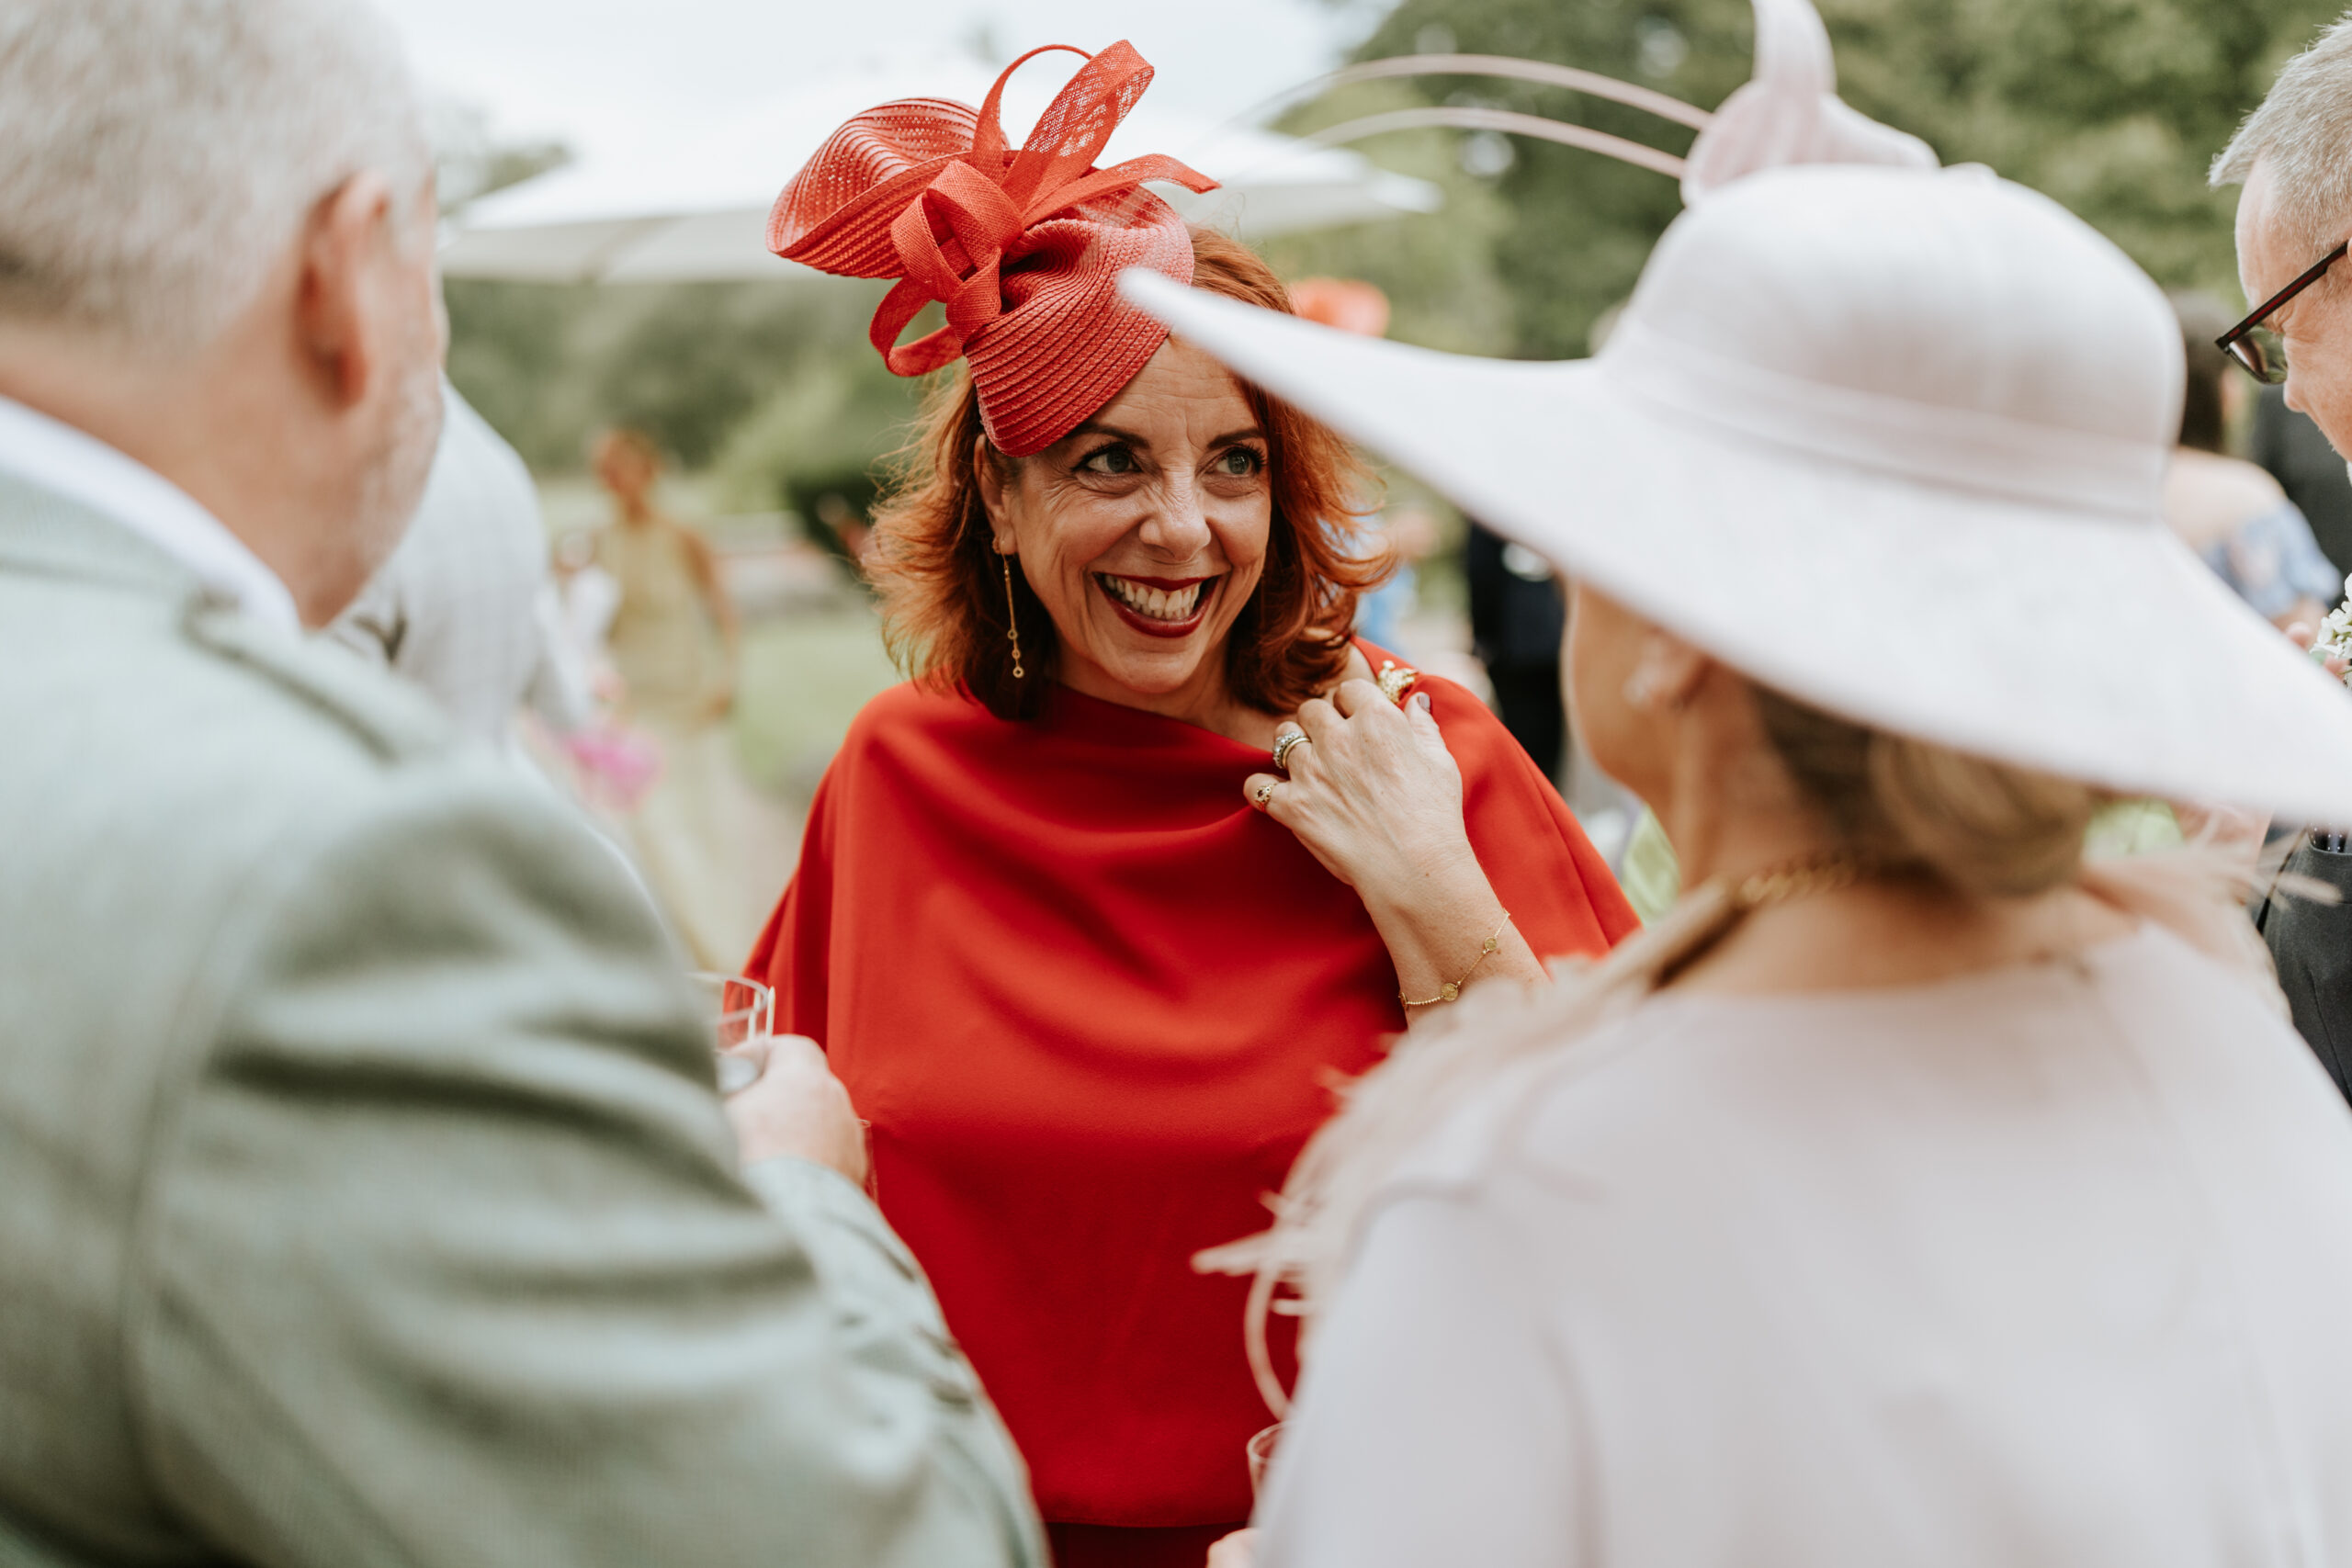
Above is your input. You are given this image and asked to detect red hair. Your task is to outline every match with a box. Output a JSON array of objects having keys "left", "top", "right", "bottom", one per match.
[{"left": 865, "top": 228, "right": 1388, "bottom": 721}]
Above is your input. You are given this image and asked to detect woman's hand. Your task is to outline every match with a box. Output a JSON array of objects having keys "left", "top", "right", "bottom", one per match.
[
  {"left": 1246, "top": 680, "right": 1547, "bottom": 1012},
  {"left": 1245, "top": 680, "right": 1472, "bottom": 899}
]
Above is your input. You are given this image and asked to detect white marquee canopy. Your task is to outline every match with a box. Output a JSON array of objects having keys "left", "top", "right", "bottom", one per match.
[{"left": 439, "top": 57, "right": 1443, "bottom": 286}]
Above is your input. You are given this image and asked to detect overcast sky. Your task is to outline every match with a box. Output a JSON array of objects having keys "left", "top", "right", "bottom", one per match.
[{"left": 379, "top": 0, "right": 1377, "bottom": 164}]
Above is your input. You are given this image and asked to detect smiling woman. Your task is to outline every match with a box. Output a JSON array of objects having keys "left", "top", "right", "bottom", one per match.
[
  {"left": 879, "top": 229, "right": 1377, "bottom": 730},
  {"left": 743, "top": 40, "right": 1635, "bottom": 1568}
]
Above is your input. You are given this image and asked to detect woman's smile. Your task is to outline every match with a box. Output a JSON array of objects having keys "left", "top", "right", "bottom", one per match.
[{"left": 1093, "top": 571, "right": 1222, "bottom": 637}]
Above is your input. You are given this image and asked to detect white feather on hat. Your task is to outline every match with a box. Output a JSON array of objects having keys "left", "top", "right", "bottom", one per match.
[{"left": 1679, "top": 0, "right": 1936, "bottom": 201}]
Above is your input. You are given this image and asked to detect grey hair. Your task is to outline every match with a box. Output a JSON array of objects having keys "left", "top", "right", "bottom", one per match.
[
  {"left": 2213, "top": 14, "right": 2352, "bottom": 255},
  {"left": 0, "top": 0, "right": 431, "bottom": 353}
]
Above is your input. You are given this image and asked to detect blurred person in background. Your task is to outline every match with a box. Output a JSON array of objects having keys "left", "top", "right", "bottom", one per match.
[
  {"left": 540, "top": 525, "right": 669, "bottom": 818},
  {"left": 332, "top": 375, "right": 594, "bottom": 753},
  {"left": 590, "top": 425, "right": 773, "bottom": 967},
  {"left": 749, "top": 42, "right": 1635, "bottom": 1568},
  {"left": 2163, "top": 292, "right": 2338, "bottom": 630},
  {"left": 0, "top": 2, "right": 1043, "bottom": 1562},
  {"left": 1464, "top": 518, "right": 1567, "bottom": 784},
  {"left": 814, "top": 489, "right": 876, "bottom": 568},
  {"left": 1351, "top": 503, "right": 1436, "bottom": 653},
  {"left": 1142, "top": 39, "right": 2352, "bottom": 1568},
  {"left": 1288, "top": 278, "right": 1431, "bottom": 657},
  {"left": 2215, "top": 16, "right": 2352, "bottom": 1101}
]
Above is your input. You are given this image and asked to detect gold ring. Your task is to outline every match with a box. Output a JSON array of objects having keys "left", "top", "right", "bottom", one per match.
[
  {"left": 1375, "top": 660, "right": 1420, "bottom": 706},
  {"left": 1253, "top": 781, "right": 1279, "bottom": 807},
  {"left": 1271, "top": 728, "right": 1308, "bottom": 772}
]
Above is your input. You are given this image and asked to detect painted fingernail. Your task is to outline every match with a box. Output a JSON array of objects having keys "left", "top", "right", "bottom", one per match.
[{"left": 1414, "top": 693, "right": 1433, "bottom": 712}]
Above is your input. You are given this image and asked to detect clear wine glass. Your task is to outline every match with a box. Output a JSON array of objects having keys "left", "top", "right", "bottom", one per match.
[
  {"left": 1246, "top": 1422, "right": 1283, "bottom": 1497},
  {"left": 686, "top": 971, "right": 773, "bottom": 1092}
]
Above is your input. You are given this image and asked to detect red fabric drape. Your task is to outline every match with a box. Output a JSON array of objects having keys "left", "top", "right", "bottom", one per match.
[{"left": 747, "top": 657, "right": 1636, "bottom": 1529}]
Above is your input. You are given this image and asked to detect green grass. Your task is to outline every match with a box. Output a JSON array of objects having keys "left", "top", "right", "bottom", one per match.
[{"left": 731, "top": 602, "right": 905, "bottom": 805}]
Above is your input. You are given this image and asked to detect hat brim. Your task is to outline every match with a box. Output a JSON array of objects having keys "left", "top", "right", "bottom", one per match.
[{"left": 1122, "top": 270, "right": 2352, "bottom": 825}]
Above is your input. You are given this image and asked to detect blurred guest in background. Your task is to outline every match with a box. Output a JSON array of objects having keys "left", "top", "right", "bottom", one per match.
[
  {"left": 2216, "top": 16, "right": 2352, "bottom": 1101},
  {"left": 1464, "top": 518, "right": 1567, "bottom": 783},
  {"left": 592, "top": 427, "right": 739, "bottom": 728},
  {"left": 332, "top": 376, "right": 594, "bottom": 753},
  {"left": 1288, "top": 278, "right": 1431, "bottom": 657},
  {"left": 2163, "top": 292, "right": 2338, "bottom": 630},
  {"left": 814, "top": 489, "right": 876, "bottom": 569},
  {"left": 1350, "top": 504, "right": 1435, "bottom": 653},
  {"left": 1143, "top": 49, "right": 2352, "bottom": 1568},
  {"left": 540, "top": 525, "right": 669, "bottom": 818},
  {"left": 1285, "top": 276, "right": 1389, "bottom": 340},
  {"left": 750, "top": 43, "right": 1634, "bottom": 1568},
  {"left": 590, "top": 426, "right": 772, "bottom": 966},
  {"left": 0, "top": 2, "right": 1042, "bottom": 1562}
]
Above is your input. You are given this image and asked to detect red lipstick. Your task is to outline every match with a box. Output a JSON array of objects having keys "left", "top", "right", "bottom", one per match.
[{"left": 1094, "top": 573, "right": 1221, "bottom": 639}]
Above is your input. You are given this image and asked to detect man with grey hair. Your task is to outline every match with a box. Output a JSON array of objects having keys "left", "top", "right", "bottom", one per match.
[
  {"left": 0, "top": 4, "right": 1043, "bottom": 1564},
  {"left": 2215, "top": 17, "right": 2352, "bottom": 1105},
  {"left": 2215, "top": 15, "right": 2352, "bottom": 469}
]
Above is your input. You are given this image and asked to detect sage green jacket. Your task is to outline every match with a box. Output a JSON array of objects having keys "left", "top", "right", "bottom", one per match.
[{"left": 0, "top": 473, "right": 1045, "bottom": 1568}]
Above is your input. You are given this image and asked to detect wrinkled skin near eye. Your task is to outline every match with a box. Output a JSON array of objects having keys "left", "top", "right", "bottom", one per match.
[{"left": 978, "top": 337, "right": 1273, "bottom": 721}]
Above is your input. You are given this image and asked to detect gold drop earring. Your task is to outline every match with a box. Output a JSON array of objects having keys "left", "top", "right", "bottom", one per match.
[{"left": 1001, "top": 550, "right": 1025, "bottom": 679}]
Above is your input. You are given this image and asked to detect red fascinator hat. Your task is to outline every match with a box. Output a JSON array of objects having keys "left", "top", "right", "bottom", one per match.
[{"left": 769, "top": 42, "right": 1217, "bottom": 457}]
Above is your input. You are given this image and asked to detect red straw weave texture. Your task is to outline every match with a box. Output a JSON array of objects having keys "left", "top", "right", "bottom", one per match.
[{"left": 768, "top": 41, "right": 1216, "bottom": 457}]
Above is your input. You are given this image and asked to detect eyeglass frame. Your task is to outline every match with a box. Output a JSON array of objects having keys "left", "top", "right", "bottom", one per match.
[{"left": 2216, "top": 239, "right": 2351, "bottom": 384}]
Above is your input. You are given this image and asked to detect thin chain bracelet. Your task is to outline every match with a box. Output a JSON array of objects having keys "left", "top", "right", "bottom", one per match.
[{"left": 1401, "top": 911, "right": 1513, "bottom": 1007}]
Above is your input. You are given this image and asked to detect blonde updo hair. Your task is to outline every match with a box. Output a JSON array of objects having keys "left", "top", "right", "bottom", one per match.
[
  {"left": 1206, "top": 681, "right": 2260, "bottom": 1416},
  {"left": 1752, "top": 686, "right": 2105, "bottom": 898}
]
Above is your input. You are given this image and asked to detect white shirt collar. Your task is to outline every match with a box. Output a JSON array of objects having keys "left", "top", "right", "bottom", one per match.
[{"left": 0, "top": 393, "right": 300, "bottom": 632}]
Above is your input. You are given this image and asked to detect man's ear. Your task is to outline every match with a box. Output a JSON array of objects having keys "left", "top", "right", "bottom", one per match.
[
  {"left": 295, "top": 172, "right": 399, "bottom": 409},
  {"left": 973, "top": 435, "right": 1017, "bottom": 552}
]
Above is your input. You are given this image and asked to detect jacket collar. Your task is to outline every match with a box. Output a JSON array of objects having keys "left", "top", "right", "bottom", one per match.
[
  {"left": 0, "top": 395, "right": 300, "bottom": 631},
  {"left": 0, "top": 469, "right": 217, "bottom": 608}
]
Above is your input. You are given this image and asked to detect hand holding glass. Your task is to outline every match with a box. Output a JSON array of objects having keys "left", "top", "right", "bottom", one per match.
[{"left": 688, "top": 973, "right": 869, "bottom": 1185}]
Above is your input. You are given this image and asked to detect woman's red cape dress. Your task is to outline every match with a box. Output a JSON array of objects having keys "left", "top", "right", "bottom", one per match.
[{"left": 745, "top": 654, "right": 1636, "bottom": 1560}]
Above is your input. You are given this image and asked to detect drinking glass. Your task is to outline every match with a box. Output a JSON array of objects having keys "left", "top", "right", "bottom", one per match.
[
  {"left": 686, "top": 971, "right": 773, "bottom": 1093},
  {"left": 1246, "top": 1422, "right": 1283, "bottom": 1497}
]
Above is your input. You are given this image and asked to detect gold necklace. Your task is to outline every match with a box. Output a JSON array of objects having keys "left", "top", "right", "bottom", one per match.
[{"left": 1725, "top": 852, "right": 1867, "bottom": 913}]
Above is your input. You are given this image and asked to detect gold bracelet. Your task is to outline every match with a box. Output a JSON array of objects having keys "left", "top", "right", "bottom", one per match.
[{"left": 1400, "top": 911, "right": 1512, "bottom": 1007}]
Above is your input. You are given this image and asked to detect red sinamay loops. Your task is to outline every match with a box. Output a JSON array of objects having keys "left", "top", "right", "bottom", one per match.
[{"left": 768, "top": 42, "right": 1217, "bottom": 457}]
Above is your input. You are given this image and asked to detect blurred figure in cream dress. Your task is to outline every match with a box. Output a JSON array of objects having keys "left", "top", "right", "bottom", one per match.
[{"left": 589, "top": 427, "right": 786, "bottom": 966}]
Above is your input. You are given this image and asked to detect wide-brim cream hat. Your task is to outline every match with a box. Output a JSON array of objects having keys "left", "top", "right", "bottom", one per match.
[{"left": 1123, "top": 11, "right": 2352, "bottom": 826}]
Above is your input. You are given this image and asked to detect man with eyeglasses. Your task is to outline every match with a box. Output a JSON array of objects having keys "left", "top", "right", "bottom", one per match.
[{"left": 2216, "top": 17, "right": 2352, "bottom": 1104}]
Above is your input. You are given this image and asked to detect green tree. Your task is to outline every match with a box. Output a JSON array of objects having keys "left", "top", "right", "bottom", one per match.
[
  {"left": 1319, "top": 0, "right": 2343, "bottom": 361},
  {"left": 443, "top": 274, "right": 910, "bottom": 479}
]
